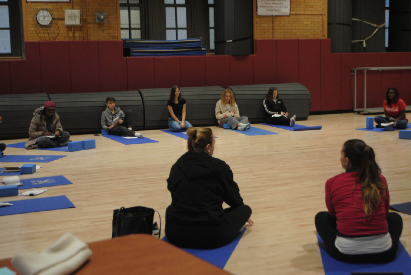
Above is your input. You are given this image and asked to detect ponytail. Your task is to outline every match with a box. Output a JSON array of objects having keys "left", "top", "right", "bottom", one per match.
[{"left": 343, "top": 139, "right": 386, "bottom": 219}]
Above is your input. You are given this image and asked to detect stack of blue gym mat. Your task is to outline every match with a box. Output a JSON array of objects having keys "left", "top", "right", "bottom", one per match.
[{"left": 123, "top": 38, "right": 207, "bottom": 57}]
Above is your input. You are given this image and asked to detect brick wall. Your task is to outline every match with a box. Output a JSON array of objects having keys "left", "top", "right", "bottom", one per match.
[
  {"left": 23, "top": 0, "right": 120, "bottom": 41},
  {"left": 254, "top": 0, "right": 327, "bottom": 39},
  {"left": 22, "top": 0, "right": 326, "bottom": 41}
]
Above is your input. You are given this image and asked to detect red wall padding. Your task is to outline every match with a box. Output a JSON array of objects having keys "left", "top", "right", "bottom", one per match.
[
  {"left": 321, "top": 39, "right": 342, "bottom": 111},
  {"left": 229, "top": 55, "right": 254, "bottom": 85},
  {"left": 180, "top": 56, "right": 206, "bottom": 87},
  {"left": 400, "top": 53, "right": 411, "bottom": 105},
  {"left": 154, "top": 57, "right": 181, "bottom": 88},
  {"left": 0, "top": 61, "right": 11, "bottom": 94},
  {"left": 254, "top": 40, "right": 276, "bottom": 84},
  {"left": 39, "top": 41, "right": 71, "bottom": 94},
  {"left": 381, "top": 53, "right": 402, "bottom": 106},
  {"left": 299, "top": 39, "right": 321, "bottom": 112},
  {"left": 127, "top": 57, "right": 155, "bottom": 90},
  {"left": 99, "top": 41, "right": 127, "bottom": 92},
  {"left": 276, "top": 40, "right": 299, "bottom": 83},
  {"left": 70, "top": 41, "right": 100, "bottom": 93},
  {"left": 9, "top": 42, "right": 42, "bottom": 94},
  {"left": 360, "top": 54, "right": 382, "bottom": 109},
  {"left": 341, "top": 54, "right": 363, "bottom": 111},
  {"left": 1, "top": 39, "right": 410, "bottom": 113},
  {"left": 205, "top": 55, "right": 230, "bottom": 87}
]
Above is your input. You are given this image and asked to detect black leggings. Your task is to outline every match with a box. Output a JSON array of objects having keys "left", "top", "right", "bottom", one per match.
[
  {"left": 315, "top": 211, "right": 403, "bottom": 263},
  {"left": 108, "top": 109, "right": 134, "bottom": 137},
  {"left": 266, "top": 116, "right": 290, "bottom": 126},
  {"left": 0, "top": 143, "right": 5, "bottom": 156},
  {"left": 165, "top": 204, "right": 252, "bottom": 249}
]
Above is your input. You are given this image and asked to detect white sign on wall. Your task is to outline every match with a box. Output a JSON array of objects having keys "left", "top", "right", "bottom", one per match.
[
  {"left": 27, "top": 0, "right": 70, "bottom": 2},
  {"left": 257, "top": 0, "right": 290, "bottom": 16}
]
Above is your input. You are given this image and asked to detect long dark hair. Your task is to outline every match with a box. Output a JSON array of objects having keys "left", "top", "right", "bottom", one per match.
[
  {"left": 386, "top": 87, "right": 399, "bottom": 105},
  {"left": 169, "top": 85, "right": 181, "bottom": 102},
  {"left": 187, "top": 127, "right": 214, "bottom": 153},
  {"left": 265, "top": 87, "right": 280, "bottom": 102},
  {"left": 343, "top": 139, "right": 386, "bottom": 219}
]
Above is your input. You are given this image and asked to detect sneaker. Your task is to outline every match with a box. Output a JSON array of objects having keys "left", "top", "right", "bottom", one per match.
[
  {"left": 290, "top": 115, "right": 296, "bottom": 127},
  {"left": 239, "top": 123, "right": 249, "bottom": 130},
  {"left": 152, "top": 222, "right": 159, "bottom": 235},
  {"left": 381, "top": 122, "right": 394, "bottom": 127},
  {"left": 237, "top": 125, "right": 246, "bottom": 131},
  {"left": 135, "top": 133, "right": 143, "bottom": 138}
]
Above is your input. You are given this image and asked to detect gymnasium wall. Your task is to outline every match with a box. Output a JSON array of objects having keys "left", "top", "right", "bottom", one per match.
[
  {"left": 1, "top": 39, "right": 410, "bottom": 112},
  {"left": 22, "top": 0, "right": 325, "bottom": 42},
  {"left": 22, "top": 0, "right": 120, "bottom": 41},
  {"left": 253, "top": 0, "right": 327, "bottom": 39}
]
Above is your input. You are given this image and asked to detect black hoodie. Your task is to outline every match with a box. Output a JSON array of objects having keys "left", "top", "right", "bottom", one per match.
[{"left": 166, "top": 151, "right": 244, "bottom": 229}]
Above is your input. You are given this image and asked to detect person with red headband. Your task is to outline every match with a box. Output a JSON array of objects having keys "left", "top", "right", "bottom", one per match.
[{"left": 25, "top": 101, "right": 70, "bottom": 149}]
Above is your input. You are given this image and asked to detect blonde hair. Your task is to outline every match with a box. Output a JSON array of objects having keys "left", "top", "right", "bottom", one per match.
[
  {"left": 187, "top": 127, "right": 214, "bottom": 153},
  {"left": 220, "top": 88, "right": 236, "bottom": 107},
  {"left": 343, "top": 139, "right": 386, "bottom": 219}
]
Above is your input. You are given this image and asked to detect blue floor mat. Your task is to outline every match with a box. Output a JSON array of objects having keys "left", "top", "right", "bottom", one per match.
[
  {"left": 102, "top": 134, "right": 158, "bottom": 145},
  {"left": 261, "top": 123, "right": 322, "bottom": 131},
  {"left": 0, "top": 195, "right": 75, "bottom": 216},
  {"left": 19, "top": 175, "right": 73, "bottom": 190},
  {"left": 317, "top": 233, "right": 411, "bottom": 275},
  {"left": 356, "top": 123, "right": 411, "bottom": 132},
  {"left": 163, "top": 228, "right": 246, "bottom": 269},
  {"left": 7, "top": 142, "right": 69, "bottom": 152},
  {"left": 390, "top": 202, "right": 411, "bottom": 215},
  {"left": 229, "top": 127, "right": 278, "bottom": 136},
  {"left": 0, "top": 155, "right": 66, "bottom": 163},
  {"left": 162, "top": 130, "right": 188, "bottom": 140}
]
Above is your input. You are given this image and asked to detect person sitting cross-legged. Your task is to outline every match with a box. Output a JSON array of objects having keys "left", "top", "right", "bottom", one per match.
[
  {"left": 315, "top": 139, "right": 403, "bottom": 264},
  {"left": 25, "top": 101, "right": 70, "bottom": 149},
  {"left": 374, "top": 87, "right": 408, "bottom": 129},
  {"left": 101, "top": 97, "right": 142, "bottom": 138}
]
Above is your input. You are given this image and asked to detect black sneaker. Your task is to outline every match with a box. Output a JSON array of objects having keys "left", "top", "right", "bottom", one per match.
[{"left": 152, "top": 222, "right": 159, "bottom": 235}]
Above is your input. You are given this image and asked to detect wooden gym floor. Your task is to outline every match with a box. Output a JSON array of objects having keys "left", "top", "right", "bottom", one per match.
[{"left": 0, "top": 113, "right": 410, "bottom": 274}]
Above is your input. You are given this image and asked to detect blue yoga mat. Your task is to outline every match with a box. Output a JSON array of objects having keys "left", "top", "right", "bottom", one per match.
[
  {"left": 7, "top": 142, "right": 69, "bottom": 152},
  {"left": 356, "top": 127, "right": 386, "bottom": 132},
  {"left": 162, "top": 130, "right": 188, "bottom": 140},
  {"left": 0, "top": 168, "right": 21, "bottom": 176},
  {"left": 0, "top": 155, "right": 66, "bottom": 163},
  {"left": 163, "top": 228, "right": 246, "bottom": 269},
  {"left": 0, "top": 195, "right": 75, "bottom": 216},
  {"left": 317, "top": 233, "right": 411, "bottom": 275},
  {"left": 18, "top": 175, "right": 72, "bottom": 190},
  {"left": 102, "top": 134, "right": 158, "bottom": 145},
  {"left": 390, "top": 202, "right": 411, "bottom": 215},
  {"left": 261, "top": 123, "right": 322, "bottom": 131},
  {"left": 230, "top": 127, "right": 278, "bottom": 136},
  {"left": 357, "top": 123, "right": 411, "bottom": 132}
]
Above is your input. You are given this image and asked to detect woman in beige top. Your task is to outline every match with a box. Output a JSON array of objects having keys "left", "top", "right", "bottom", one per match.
[{"left": 215, "top": 88, "right": 250, "bottom": 131}]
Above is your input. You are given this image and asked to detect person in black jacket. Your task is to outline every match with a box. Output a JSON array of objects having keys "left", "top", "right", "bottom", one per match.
[
  {"left": 165, "top": 127, "right": 253, "bottom": 249},
  {"left": 263, "top": 87, "right": 296, "bottom": 127}
]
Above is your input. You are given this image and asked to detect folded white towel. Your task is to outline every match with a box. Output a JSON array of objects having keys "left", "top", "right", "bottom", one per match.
[{"left": 12, "top": 233, "right": 92, "bottom": 275}]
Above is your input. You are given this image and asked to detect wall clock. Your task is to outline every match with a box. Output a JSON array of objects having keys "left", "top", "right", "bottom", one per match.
[{"left": 36, "top": 9, "right": 53, "bottom": 27}]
